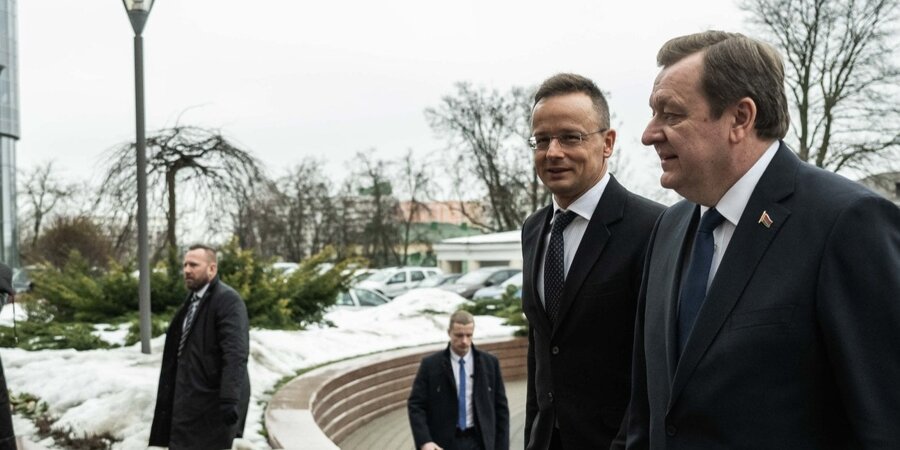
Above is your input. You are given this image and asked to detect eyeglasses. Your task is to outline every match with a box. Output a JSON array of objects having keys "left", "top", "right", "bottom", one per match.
[{"left": 528, "top": 129, "right": 607, "bottom": 151}]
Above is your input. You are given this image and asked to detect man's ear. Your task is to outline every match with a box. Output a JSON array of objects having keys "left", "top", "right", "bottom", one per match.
[
  {"left": 729, "top": 97, "right": 757, "bottom": 144},
  {"left": 602, "top": 129, "right": 616, "bottom": 158}
]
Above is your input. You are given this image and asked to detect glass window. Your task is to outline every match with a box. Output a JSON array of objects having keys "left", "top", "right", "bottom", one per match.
[
  {"left": 337, "top": 292, "right": 354, "bottom": 306},
  {"left": 357, "top": 290, "right": 388, "bottom": 306},
  {"left": 411, "top": 271, "right": 425, "bottom": 281},
  {"left": 388, "top": 272, "right": 406, "bottom": 284}
]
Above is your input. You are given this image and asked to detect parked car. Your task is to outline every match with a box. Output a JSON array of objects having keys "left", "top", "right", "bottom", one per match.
[
  {"left": 334, "top": 288, "right": 391, "bottom": 309},
  {"left": 415, "top": 273, "right": 462, "bottom": 288},
  {"left": 440, "top": 267, "right": 521, "bottom": 299},
  {"left": 270, "top": 262, "right": 300, "bottom": 276},
  {"left": 355, "top": 266, "right": 443, "bottom": 298},
  {"left": 472, "top": 272, "right": 523, "bottom": 300}
]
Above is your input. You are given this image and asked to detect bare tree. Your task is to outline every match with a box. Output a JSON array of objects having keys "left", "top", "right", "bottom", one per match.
[
  {"left": 396, "top": 149, "right": 433, "bottom": 265},
  {"left": 426, "top": 83, "right": 543, "bottom": 232},
  {"left": 18, "top": 161, "right": 79, "bottom": 248},
  {"left": 742, "top": 0, "right": 900, "bottom": 172},
  {"left": 351, "top": 151, "right": 401, "bottom": 267},
  {"left": 98, "top": 126, "right": 265, "bottom": 254}
]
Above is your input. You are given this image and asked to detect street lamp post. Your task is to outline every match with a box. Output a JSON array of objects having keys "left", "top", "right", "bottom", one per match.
[{"left": 122, "top": 0, "right": 155, "bottom": 354}]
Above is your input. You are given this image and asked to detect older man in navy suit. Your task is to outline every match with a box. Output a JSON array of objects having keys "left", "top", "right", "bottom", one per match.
[{"left": 621, "top": 31, "right": 900, "bottom": 449}]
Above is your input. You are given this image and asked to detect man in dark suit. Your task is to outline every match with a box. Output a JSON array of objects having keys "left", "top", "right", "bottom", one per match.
[
  {"left": 408, "top": 310, "right": 509, "bottom": 450},
  {"left": 521, "top": 73, "right": 664, "bottom": 450},
  {"left": 150, "top": 244, "right": 251, "bottom": 450},
  {"left": 622, "top": 31, "right": 900, "bottom": 449}
]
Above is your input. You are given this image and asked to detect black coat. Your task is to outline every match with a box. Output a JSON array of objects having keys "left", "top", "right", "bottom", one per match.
[
  {"left": 149, "top": 277, "right": 251, "bottom": 450},
  {"left": 408, "top": 344, "right": 510, "bottom": 450},
  {"left": 521, "top": 176, "right": 663, "bottom": 450},
  {"left": 622, "top": 144, "right": 900, "bottom": 449},
  {"left": 0, "top": 358, "right": 14, "bottom": 450}
]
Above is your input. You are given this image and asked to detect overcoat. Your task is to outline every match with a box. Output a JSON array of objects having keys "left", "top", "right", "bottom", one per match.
[
  {"left": 408, "top": 343, "right": 510, "bottom": 450},
  {"left": 149, "top": 276, "right": 250, "bottom": 450}
]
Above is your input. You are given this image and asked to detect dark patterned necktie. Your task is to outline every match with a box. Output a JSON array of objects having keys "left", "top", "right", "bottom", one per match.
[
  {"left": 544, "top": 210, "right": 578, "bottom": 323},
  {"left": 678, "top": 208, "right": 725, "bottom": 356},
  {"left": 178, "top": 293, "right": 201, "bottom": 357}
]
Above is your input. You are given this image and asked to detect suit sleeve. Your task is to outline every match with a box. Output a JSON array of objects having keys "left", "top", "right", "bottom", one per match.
[
  {"left": 818, "top": 195, "right": 900, "bottom": 445},
  {"left": 407, "top": 359, "right": 433, "bottom": 449},
  {"left": 493, "top": 357, "right": 510, "bottom": 450},
  {"left": 524, "top": 326, "right": 537, "bottom": 447},
  {"left": 216, "top": 290, "right": 250, "bottom": 403},
  {"left": 620, "top": 216, "right": 661, "bottom": 450}
]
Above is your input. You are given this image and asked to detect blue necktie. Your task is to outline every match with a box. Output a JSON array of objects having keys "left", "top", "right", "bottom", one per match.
[
  {"left": 457, "top": 358, "right": 467, "bottom": 430},
  {"left": 544, "top": 210, "right": 578, "bottom": 323},
  {"left": 678, "top": 208, "right": 725, "bottom": 356}
]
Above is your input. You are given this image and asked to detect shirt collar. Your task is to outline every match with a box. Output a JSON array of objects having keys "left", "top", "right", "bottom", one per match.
[
  {"left": 552, "top": 172, "right": 610, "bottom": 221},
  {"left": 702, "top": 141, "right": 780, "bottom": 225},
  {"left": 450, "top": 348, "right": 471, "bottom": 364},
  {"left": 193, "top": 283, "right": 211, "bottom": 300}
]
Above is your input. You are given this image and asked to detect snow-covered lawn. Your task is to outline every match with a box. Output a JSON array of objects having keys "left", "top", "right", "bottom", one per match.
[{"left": 0, "top": 288, "right": 517, "bottom": 449}]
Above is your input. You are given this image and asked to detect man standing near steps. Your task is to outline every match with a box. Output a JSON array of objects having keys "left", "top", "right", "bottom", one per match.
[
  {"left": 150, "top": 244, "right": 251, "bottom": 449},
  {"left": 408, "top": 310, "right": 509, "bottom": 450}
]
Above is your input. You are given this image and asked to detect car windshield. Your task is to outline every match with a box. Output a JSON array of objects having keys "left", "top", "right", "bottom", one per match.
[
  {"left": 501, "top": 272, "right": 523, "bottom": 287},
  {"left": 456, "top": 269, "right": 499, "bottom": 284},
  {"left": 366, "top": 270, "right": 395, "bottom": 282}
]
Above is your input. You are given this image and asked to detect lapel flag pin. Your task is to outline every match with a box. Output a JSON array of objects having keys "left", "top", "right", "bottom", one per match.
[{"left": 758, "top": 211, "right": 773, "bottom": 228}]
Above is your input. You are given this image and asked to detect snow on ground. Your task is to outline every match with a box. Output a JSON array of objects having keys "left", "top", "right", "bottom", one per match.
[{"left": 0, "top": 289, "right": 517, "bottom": 449}]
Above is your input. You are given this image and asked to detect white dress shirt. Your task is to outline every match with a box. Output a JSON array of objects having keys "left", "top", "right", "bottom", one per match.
[
  {"left": 703, "top": 140, "right": 780, "bottom": 286},
  {"left": 450, "top": 349, "right": 475, "bottom": 429},
  {"left": 537, "top": 172, "right": 611, "bottom": 306}
]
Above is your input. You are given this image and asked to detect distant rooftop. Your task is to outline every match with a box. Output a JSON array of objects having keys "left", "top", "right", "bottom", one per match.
[{"left": 439, "top": 230, "right": 520, "bottom": 245}]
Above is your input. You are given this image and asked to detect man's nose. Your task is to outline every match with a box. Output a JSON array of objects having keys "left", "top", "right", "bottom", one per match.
[{"left": 641, "top": 119, "right": 663, "bottom": 146}]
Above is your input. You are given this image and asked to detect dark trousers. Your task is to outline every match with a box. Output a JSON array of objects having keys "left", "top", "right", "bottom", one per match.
[{"left": 454, "top": 428, "right": 483, "bottom": 450}]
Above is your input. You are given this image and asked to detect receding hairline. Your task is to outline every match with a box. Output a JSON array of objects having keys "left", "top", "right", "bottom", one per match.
[{"left": 187, "top": 244, "right": 217, "bottom": 264}]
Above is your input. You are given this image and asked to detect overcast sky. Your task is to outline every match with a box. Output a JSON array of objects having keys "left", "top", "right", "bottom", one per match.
[{"left": 17, "top": 0, "right": 747, "bottom": 200}]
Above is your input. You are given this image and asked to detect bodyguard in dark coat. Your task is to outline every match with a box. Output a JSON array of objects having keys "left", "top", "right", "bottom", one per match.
[
  {"left": 408, "top": 311, "right": 509, "bottom": 450},
  {"left": 150, "top": 244, "right": 250, "bottom": 450},
  {"left": 0, "top": 263, "right": 16, "bottom": 450}
]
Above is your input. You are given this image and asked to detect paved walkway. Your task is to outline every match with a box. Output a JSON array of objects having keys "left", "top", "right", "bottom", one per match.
[{"left": 338, "top": 379, "right": 527, "bottom": 450}]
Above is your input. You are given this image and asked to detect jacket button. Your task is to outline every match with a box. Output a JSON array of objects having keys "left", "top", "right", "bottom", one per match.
[
  {"left": 666, "top": 424, "right": 677, "bottom": 436},
  {"left": 551, "top": 346, "right": 559, "bottom": 355},
  {"left": 548, "top": 392, "right": 554, "bottom": 403}
]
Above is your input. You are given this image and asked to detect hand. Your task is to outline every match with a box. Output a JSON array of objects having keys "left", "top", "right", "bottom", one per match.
[
  {"left": 219, "top": 400, "right": 239, "bottom": 426},
  {"left": 421, "top": 443, "right": 443, "bottom": 450}
]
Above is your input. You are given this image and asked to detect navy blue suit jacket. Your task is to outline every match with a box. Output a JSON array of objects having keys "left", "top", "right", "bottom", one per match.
[{"left": 624, "top": 143, "right": 900, "bottom": 449}]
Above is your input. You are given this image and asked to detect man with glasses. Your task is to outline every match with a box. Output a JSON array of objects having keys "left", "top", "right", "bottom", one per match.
[{"left": 521, "top": 73, "right": 664, "bottom": 450}]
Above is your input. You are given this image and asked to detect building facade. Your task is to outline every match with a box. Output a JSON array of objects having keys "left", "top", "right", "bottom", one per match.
[{"left": 0, "top": 0, "right": 19, "bottom": 266}]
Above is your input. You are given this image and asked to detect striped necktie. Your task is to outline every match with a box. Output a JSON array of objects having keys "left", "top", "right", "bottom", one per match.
[{"left": 178, "top": 293, "right": 201, "bottom": 357}]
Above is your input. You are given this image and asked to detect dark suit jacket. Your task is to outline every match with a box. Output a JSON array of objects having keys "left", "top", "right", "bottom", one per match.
[
  {"left": 623, "top": 143, "right": 900, "bottom": 449},
  {"left": 408, "top": 344, "right": 510, "bottom": 450},
  {"left": 149, "top": 276, "right": 251, "bottom": 450},
  {"left": 521, "top": 176, "right": 664, "bottom": 450}
]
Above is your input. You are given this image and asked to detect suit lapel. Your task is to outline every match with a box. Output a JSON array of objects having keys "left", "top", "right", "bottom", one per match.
[
  {"left": 552, "top": 177, "right": 624, "bottom": 336},
  {"left": 525, "top": 206, "right": 554, "bottom": 338},
  {"left": 662, "top": 203, "right": 697, "bottom": 381},
  {"left": 442, "top": 346, "right": 458, "bottom": 396},
  {"left": 669, "top": 145, "right": 797, "bottom": 410}
]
